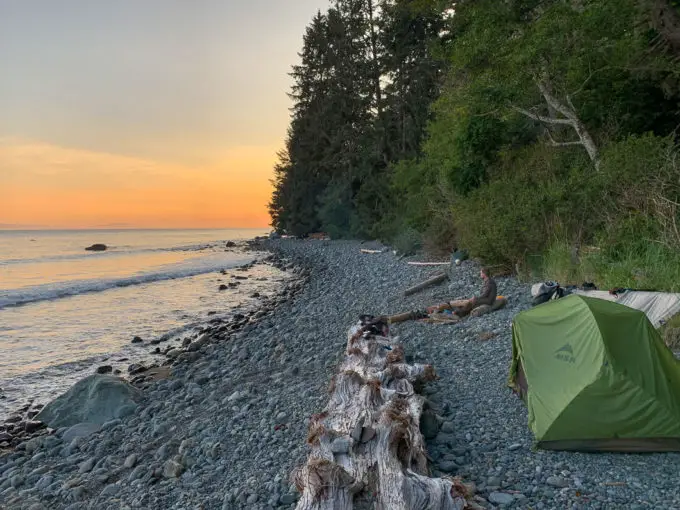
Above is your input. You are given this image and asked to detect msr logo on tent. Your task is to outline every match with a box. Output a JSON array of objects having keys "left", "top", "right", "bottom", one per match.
[{"left": 554, "top": 343, "right": 576, "bottom": 363}]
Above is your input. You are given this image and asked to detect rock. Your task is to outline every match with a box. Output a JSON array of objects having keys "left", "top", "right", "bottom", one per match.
[
  {"left": 489, "top": 492, "right": 515, "bottom": 506},
  {"left": 275, "top": 412, "right": 288, "bottom": 422},
  {"left": 163, "top": 459, "right": 183, "bottom": 478},
  {"left": 35, "top": 374, "right": 141, "bottom": 428},
  {"left": 101, "top": 418, "right": 121, "bottom": 430},
  {"left": 438, "top": 461, "right": 458, "bottom": 473},
  {"left": 178, "top": 352, "right": 201, "bottom": 363},
  {"left": 35, "top": 475, "right": 53, "bottom": 490},
  {"left": 10, "top": 474, "right": 24, "bottom": 488},
  {"left": 226, "top": 241, "right": 236, "bottom": 247},
  {"left": 508, "top": 443, "right": 522, "bottom": 451},
  {"left": 99, "top": 483, "right": 118, "bottom": 497},
  {"left": 85, "top": 244, "right": 107, "bottom": 251},
  {"left": 78, "top": 457, "right": 96, "bottom": 474},
  {"left": 280, "top": 494, "right": 297, "bottom": 505},
  {"left": 96, "top": 365, "right": 113, "bottom": 374},
  {"left": 131, "top": 336, "right": 144, "bottom": 344},
  {"left": 0, "top": 432, "right": 11, "bottom": 442},
  {"left": 62, "top": 422, "right": 102, "bottom": 442},
  {"left": 127, "top": 363, "right": 146, "bottom": 375},
  {"left": 24, "top": 420, "right": 44, "bottom": 433},
  {"left": 441, "top": 421, "right": 455, "bottom": 433},
  {"left": 219, "top": 284, "right": 228, "bottom": 291},
  {"left": 24, "top": 436, "right": 46, "bottom": 454},
  {"left": 115, "top": 403, "right": 137, "bottom": 419},
  {"left": 124, "top": 454, "right": 137, "bottom": 468},
  {"left": 128, "top": 465, "right": 146, "bottom": 482},
  {"left": 166, "top": 349, "right": 181, "bottom": 359},
  {"left": 188, "top": 333, "right": 210, "bottom": 351},
  {"left": 246, "top": 494, "right": 259, "bottom": 504},
  {"left": 546, "top": 476, "right": 569, "bottom": 488}
]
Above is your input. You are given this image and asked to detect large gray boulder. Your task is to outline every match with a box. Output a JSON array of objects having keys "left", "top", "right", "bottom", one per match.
[{"left": 35, "top": 374, "right": 141, "bottom": 428}]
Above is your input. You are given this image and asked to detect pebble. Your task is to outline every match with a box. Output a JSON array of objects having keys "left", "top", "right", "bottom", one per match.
[
  {"left": 489, "top": 492, "right": 515, "bottom": 506},
  {"left": 546, "top": 475, "right": 569, "bottom": 488},
  {"left": 124, "top": 454, "right": 138, "bottom": 469}
]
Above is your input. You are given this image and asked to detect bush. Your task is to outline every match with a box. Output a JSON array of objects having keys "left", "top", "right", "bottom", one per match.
[{"left": 391, "top": 227, "right": 423, "bottom": 256}]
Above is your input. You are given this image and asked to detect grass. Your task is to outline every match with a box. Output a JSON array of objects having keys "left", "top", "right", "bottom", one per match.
[{"left": 531, "top": 240, "right": 680, "bottom": 293}]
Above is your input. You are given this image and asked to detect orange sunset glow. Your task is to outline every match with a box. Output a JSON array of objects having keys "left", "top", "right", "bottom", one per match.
[{"left": 1, "top": 138, "right": 277, "bottom": 229}]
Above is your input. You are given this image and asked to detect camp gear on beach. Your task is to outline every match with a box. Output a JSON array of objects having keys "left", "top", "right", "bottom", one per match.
[
  {"left": 570, "top": 288, "right": 680, "bottom": 328},
  {"left": 509, "top": 294, "right": 680, "bottom": 452},
  {"left": 530, "top": 281, "right": 567, "bottom": 306}
]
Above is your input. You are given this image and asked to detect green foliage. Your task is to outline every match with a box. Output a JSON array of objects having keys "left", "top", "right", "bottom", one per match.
[
  {"left": 317, "top": 179, "right": 353, "bottom": 239},
  {"left": 391, "top": 227, "right": 423, "bottom": 255},
  {"left": 272, "top": 0, "right": 680, "bottom": 283},
  {"left": 270, "top": 0, "right": 447, "bottom": 237}
]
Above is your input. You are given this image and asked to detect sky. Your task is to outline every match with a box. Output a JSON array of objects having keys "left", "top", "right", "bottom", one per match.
[{"left": 0, "top": 0, "right": 328, "bottom": 229}]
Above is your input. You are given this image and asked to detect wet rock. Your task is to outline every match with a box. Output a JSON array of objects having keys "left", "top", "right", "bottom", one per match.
[
  {"left": 127, "top": 363, "right": 146, "bottom": 375},
  {"left": 96, "top": 365, "right": 113, "bottom": 374},
  {"left": 218, "top": 284, "right": 228, "bottom": 291},
  {"left": 166, "top": 349, "right": 181, "bottom": 359},
  {"left": 131, "top": 336, "right": 144, "bottom": 344},
  {"left": 23, "top": 420, "right": 44, "bottom": 433},
  {"left": 85, "top": 244, "right": 107, "bottom": 251}
]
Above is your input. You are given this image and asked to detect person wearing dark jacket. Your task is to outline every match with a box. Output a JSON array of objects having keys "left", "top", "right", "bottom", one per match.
[
  {"left": 470, "top": 267, "right": 497, "bottom": 307},
  {"left": 427, "top": 267, "right": 497, "bottom": 315}
]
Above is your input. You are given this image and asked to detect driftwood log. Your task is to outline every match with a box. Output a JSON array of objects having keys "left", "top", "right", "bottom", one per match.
[
  {"left": 291, "top": 318, "right": 477, "bottom": 510},
  {"left": 407, "top": 261, "right": 450, "bottom": 266},
  {"left": 403, "top": 272, "right": 449, "bottom": 297}
]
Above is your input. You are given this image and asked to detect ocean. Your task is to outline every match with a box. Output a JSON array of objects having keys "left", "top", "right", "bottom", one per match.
[{"left": 0, "top": 228, "right": 280, "bottom": 421}]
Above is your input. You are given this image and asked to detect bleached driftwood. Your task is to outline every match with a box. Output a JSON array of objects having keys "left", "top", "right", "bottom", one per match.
[
  {"left": 403, "top": 272, "right": 449, "bottom": 297},
  {"left": 360, "top": 249, "right": 385, "bottom": 254},
  {"left": 291, "top": 319, "right": 476, "bottom": 510},
  {"left": 407, "top": 261, "right": 450, "bottom": 266}
]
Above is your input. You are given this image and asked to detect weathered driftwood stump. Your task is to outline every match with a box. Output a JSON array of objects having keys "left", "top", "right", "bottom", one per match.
[{"left": 291, "top": 317, "right": 476, "bottom": 510}]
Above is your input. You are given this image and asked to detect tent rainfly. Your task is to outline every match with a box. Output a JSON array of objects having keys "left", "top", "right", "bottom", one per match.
[{"left": 509, "top": 295, "right": 680, "bottom": 452}]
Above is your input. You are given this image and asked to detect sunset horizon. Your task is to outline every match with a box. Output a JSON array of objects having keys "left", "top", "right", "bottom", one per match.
[{"left": 1, "top": 0, "right": 329, "bottom": 230}]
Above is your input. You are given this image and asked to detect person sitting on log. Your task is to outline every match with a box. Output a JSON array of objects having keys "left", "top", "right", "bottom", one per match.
[{"left": 426, "top": 267, "right": 498, "bottom": 317}]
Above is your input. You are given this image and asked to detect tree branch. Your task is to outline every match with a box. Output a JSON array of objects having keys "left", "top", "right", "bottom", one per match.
[
  {"left": 510, "top": 105, "right": 574, "bottom": 125},
  {"left": 544, "top": 129, "right": 583, "bottom": 147},
  {"left": 535, "top": 81, "right": 576, "bottom": 120}
]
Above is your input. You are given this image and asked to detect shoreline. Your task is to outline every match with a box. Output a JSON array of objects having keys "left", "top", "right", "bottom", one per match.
[
  {"left": 0, "top": 239, "right": 306, "bottom": 449},
  {"left": 1, "top": 239, "right": 679, "bottom": 509}
]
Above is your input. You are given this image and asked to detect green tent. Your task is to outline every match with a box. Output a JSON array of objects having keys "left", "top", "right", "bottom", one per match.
[{"left": 509, "top": 294, "right": 680, "bottom": 451}]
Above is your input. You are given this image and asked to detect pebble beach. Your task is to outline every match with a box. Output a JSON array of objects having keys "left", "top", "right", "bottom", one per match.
[{"left": 1, "top": 239, "right": 680, "bottom": 509}]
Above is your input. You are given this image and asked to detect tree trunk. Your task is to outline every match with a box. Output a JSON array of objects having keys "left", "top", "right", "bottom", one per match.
[
  {"left": 511, "top": 80, "right": 600, "bottom": 170},
  {"left": 291, "top": 319, "right": 478, "bottom": 510}
]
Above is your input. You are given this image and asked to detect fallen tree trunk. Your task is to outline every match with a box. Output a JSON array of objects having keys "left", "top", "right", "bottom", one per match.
[
  {"left": 291, "top": 317, "right": 478, "bottom": 510},
  {"left": 403, "top": 272, "right": 449, "bottom": 297}
]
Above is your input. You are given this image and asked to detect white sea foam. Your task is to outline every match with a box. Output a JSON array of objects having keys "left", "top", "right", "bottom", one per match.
[{"left": 0, "top": 253, "right": 254, "bottom": 309}]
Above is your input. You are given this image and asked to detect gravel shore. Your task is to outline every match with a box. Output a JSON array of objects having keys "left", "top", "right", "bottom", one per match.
[{"left": 1, "top": 239, "right": 679, "bottom": 509}]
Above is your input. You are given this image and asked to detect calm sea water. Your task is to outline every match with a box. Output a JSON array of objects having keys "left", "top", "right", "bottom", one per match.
[{"left": 0, "top": 228, "right": 281, "bottom": 420}]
